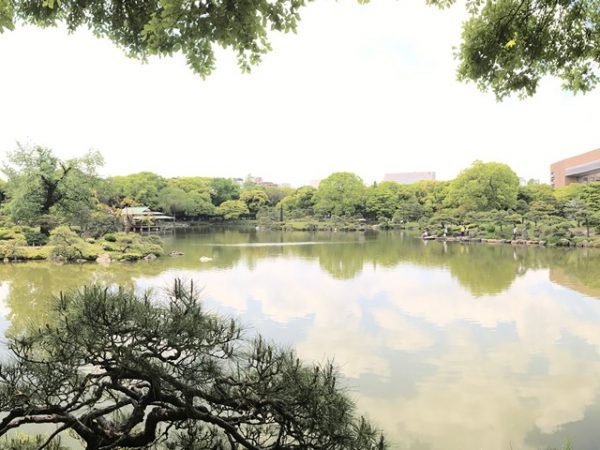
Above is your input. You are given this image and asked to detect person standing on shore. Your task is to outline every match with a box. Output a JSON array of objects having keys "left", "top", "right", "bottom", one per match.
[{"left": 512, "top": 224, "right": 518, "bottom": 241}]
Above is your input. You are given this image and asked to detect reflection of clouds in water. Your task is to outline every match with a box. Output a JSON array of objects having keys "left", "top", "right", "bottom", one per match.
[
  {"left": 0, "top": 282, "right": 11, "bottom": 357},
  {"left": 133, "top": 258, "right": 600, "bottom": 450},
  {"left": 0, "top": 282, "right": 10, "bottom": 319}
]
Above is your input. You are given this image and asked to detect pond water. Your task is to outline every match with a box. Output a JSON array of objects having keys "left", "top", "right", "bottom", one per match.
[{"left": 2, "top": 229, "right": 600, "bottom": 450}]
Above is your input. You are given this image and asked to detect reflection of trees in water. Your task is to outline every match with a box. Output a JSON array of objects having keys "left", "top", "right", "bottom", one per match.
[
  {"left": 3, "top": 231, "right": 600, "bottom": 336},
  {"left": 168, "top": 230, "right": 600, "bottom": 297},
  {"left": 547, "top": 249, "right": 600, "bottom": 298},
  {"left": 0, "top": 262, "right": 167, "bottom": 337}
]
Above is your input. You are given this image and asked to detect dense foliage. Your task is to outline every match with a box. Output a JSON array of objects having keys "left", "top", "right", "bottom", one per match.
[
  {"left": 433, "top": 0, "right": 600, "bottom": 98},
  {"left": 1, "top": 145, "right": 599, "bottom": 249},
  {"left": 0, "top": 0, "right": 312, "bottom": 77},
  {"left": 3, "top": 0, "right": 597, "bottom": 97},
  {"left": 0, "top": 280, "right": 386, "bottom": 450}
]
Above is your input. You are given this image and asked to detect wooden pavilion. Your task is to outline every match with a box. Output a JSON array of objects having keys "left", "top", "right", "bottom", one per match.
[{"left": 121, "top": 207, "right": 175, "bottom": 232}]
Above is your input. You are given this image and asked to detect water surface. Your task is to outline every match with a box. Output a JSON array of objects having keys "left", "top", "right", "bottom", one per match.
[{"left": 2, "top": 229, "right": 600, "bottom": 450}]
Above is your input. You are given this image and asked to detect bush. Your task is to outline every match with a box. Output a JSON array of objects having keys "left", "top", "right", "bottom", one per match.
[
  {"left": 103, "top": 233, "right": 117, "bottom": 242},
  {"left": 100, "top": 232, "right": 163, "bottom": 260},
  {"left": 22, "top": 227, "right": 48, "bottom": 246},
  {"left": 48, "top": 226, "right": 95, "bottom": 261},
  {"left": 0, "top": 236, "right": 27, "bottom": 260},
  {"left": 538, "top": 220, "right": 575, "bottom": 243}
]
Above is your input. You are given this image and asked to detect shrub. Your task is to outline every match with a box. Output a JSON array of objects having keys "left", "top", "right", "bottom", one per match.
[
  {"left": 48, "top": 226, "right": 94, "bottom": 261},
  {"left": 100, "top": 232, "right": 163, "bottom": 260},
  {"left": 22, "top": 227, "right": 48, "bottom": 246},
  {"left": 0, "top": 236, "right": 27, "bottom": 260},
  {"left": 103, "top": 233, "right": 117, "bottom": 242}
]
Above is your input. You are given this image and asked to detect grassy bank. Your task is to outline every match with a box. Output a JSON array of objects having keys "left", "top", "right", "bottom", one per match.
[{"left": 0, "top": 226, "right": 163, "bottom": 262}]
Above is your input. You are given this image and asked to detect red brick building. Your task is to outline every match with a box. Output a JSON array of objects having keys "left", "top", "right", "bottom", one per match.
[{"left": 550, "top": 148, "right": 600, "bottom": 187}]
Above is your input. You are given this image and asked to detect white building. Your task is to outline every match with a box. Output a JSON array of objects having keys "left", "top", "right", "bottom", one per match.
[{"left": 383, "top": 172, "right": 436, "bottom": 184}]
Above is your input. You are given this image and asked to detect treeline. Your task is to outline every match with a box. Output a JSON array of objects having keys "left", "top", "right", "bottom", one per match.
[{"left": 1, "top": 145, "right": 600, "bottom": 245}]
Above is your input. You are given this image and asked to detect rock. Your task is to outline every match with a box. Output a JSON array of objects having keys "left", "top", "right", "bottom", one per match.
[
  {"left": 96, "top": 253, "right": 111, "bottom": 265},
  {"left": 144, "top": 253, "right": 157, "bottom": 261},
  {"left": 169, "top": 251, "right": 185, "bottom": 257},
  {"left": 75, "top": 259, "right": 88, "bottom": 264},
  {"left": 199, "top": 256, "right": 213, "bottom": 262},
  {"left": 3, "top": 257, "right": 8, "bottom": 263}
]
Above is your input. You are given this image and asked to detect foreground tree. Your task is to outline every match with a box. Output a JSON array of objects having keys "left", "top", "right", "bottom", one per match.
[
  {"left": 430, "top": 0, "right": 600, "bottom": 98},
  {"left": 0, "top": 281, "right": 386, "bottom": 450},
  {"left": 1, "top": 0, "right": 311, "bottom": 77}
]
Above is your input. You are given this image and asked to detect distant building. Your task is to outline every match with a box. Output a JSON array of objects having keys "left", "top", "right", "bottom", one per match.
[
  {"left": 121, "top": 206, "right": 174, "bottom": 232},
  {"left": 383, "top": 172, "right": 436, "bottom": 184},
  {"left": 550, "top": 148, "right": 600, "bottom": 187}
]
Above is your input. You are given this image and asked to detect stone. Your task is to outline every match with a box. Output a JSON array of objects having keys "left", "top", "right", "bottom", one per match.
[
  {"left": 144, "top": 253, "right": 157, "bottom": 261},
  {"left": 96, "top": 253, "right": 111, "bottom": 265}
]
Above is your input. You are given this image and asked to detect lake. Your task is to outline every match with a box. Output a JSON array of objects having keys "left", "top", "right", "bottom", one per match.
[{"left": 2, "top": 229, "right": 600, "bottom": 450}]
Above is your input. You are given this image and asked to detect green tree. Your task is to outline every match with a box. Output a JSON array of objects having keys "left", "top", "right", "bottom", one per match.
[
  {"left": 314, "top": 172, "right": 366, "bottom": 218},
  {"left": 365, "top": 181, "right": 402, "bottom": 220},
  {"left": 565, "top": 198, "right": 594, "bottom": 237},
  {"left": 491, "top": 209, "right": 511, "bottom": 233},
  {"left": 525, "top": 200, "right": 557, "bottom": 226},
  {"left": 412, "top": 180, "right": 450, "bottom": 217},
  {"left": 430, "top": 0, "right": 600, "bottom": 98},
  {"left": 240, "top": 189, "right": 270, "bottom": 218},
  {"left": 279, "top": 186, "right": 317, "bottom": 215},
  {"left": 210, "top": 178, "right": 241, "bottom": 206},
  {"left": 263, "top": 185, "right": 294, "bottom": 206},
  {"left": 161, "top": 178, "right": 215, "bottom": 218},
  {"left": 110, "top": 172, "right": 167, "bottom": 209},
  {"left": 2, "top": 144, "right": 103, "bottom": 234},
  {"left": 217, "top": 199, "right": 250, "bottom": 220},
  {"left": 158, "top": 186, "right": 194, "bottom": 219},
  {"left": 167, "top": 176, "right": 212, "bottom": 195},
  {"left": 186, "top": 191, "right": 217, "bottom": 218},
  {"left": 3, "top": 0, "right": 311, "bottom": 77},
  {"left": 0, "top": 281, "right": 387, "bottom": 450},
  {"left": 581, "top": 182, "right": 600, "bottom": 214},
  {"left": 447, "top": 161, "right": 519, "bottom": 212}
]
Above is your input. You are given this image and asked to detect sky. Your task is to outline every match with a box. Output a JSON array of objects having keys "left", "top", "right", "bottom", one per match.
[{"left": 1, "top": 0, "right": 599, "bottom": 187}]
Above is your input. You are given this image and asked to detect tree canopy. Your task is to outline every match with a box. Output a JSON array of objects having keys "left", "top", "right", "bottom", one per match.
[
  {"left": 1, "top": 0, "right": 312, "bottom": 77},
  {"left": 2, "top": 0, "right": 596, "bottom": 97},
  {"left": 0, "top": 281, "right": 386, "bottom": 450},
  {"left": 430, "top": 0, "right": 600, "bottom": 98},
  {"left": 314, "top": 173, "right": 366, "bottom": 218},
  {"left": 447, "top": 160, "right": 520, "bottom": 212}
]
